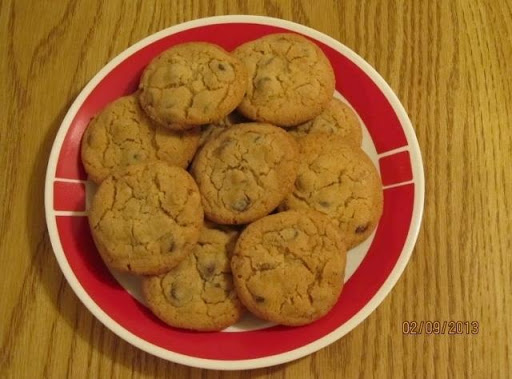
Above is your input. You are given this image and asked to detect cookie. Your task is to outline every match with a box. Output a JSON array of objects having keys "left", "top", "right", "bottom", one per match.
[
  {"left": 191, "top": 122, "right": 299, "bottom": 224},
  {"left": 198, "top": 111, "right": 248, "bottom": 148},
  {"left": 289, "top": 97, "right": 363, "bottom": 146},
  {"left": 81, "top": 95, "right": 200, "bottom": 184},
  {"left": 280, "top": 134, "right": 383, "bottom": 248},
  {"left": 234, "top": 33, "right": 335, "bottom": 127},
  {"left": 88, "top": 161, "right": 203, "bottom": 275},
  {"left": 138, "top": 42, "right": 247, "bottom": 129},
  {"left": 231, "top": 210, "right": 346, "bottom": 326},
  {"left": 142, "top": 222, "right": 243, "bottom": 331}
]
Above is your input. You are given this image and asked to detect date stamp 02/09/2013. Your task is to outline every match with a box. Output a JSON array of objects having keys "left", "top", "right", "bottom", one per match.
[{"left": 402, "top": 321, "right": 480, "bottom": 335}]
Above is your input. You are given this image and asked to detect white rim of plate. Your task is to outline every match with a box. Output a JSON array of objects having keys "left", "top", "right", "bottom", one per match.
[{"left": 44, "top": 15, "right": 425, "bottom": 370}]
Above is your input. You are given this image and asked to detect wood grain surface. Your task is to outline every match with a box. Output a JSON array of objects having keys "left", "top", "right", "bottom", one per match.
[{"left": 1, "top": 0, "right": 511, "bottom": 377}]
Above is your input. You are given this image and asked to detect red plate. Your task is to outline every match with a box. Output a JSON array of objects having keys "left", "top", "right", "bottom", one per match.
[{"left": 45, "top": 16, "right": 424, "bottom": 370}]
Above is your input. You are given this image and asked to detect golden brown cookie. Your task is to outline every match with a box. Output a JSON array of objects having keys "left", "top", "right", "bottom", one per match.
[
  {"left": 138, "top": 42, "right": 247, "bottom": 130},
  {"left": 81, "top": 95, "right": 199, "bottom": 184},
  {"left": 234, "top": 33, "right": 335, "bottom": 127},
  {"left": 191, "top": 122, "right": 299, "bottom": 225},
  {"left": 88, "top": 162, "right": 203, "bottom": 275},
  {"left": 280, "top": 134, "right": 383, "bottom": 248},
  {"left": 142, "top": 222, "right": 243, "bottom": 331},
  {"left": 289, "top": 97, "right": 363, "bottom": 146},
  {"left": 231, "top": 210, "right": 346, "bottom": 326}
]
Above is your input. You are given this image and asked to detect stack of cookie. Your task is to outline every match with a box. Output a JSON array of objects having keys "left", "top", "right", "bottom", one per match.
[{"left": 81, "top": 33, "right": 383, "bottom": 331}]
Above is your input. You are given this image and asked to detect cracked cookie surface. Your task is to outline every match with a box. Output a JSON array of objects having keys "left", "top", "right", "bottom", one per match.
[
  {"left": 142, "top": 222, "right": 242, "bottom": 331},
  {"left": 139, "top": 42, "right": 247, "bottom": 129},
  {"left": 88, "top": 162, "right": 203, "bottom": 275},
  {"left": 234, "top": 33, "right": 335, "bottom": 127},
  {"left": 231, "top": 210, "right": 346, "bottom": 326},
  {"left": 191, "top": 122, "right": 299, "bottom": 225},
  {"left": 280, "top": 134, "right": 383, "bottom": 248},
  {"left": 81, "top": 95, "right": 200, "bottom": 184},
  {"left": 289, "top": 97, "right": 363, "bottom": 146}
]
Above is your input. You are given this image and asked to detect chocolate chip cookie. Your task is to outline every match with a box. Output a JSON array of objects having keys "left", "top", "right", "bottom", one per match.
[
  {"left": 280, "top": 134, "right": 383, "bottom": 248},
  {"left": 231, "top": 210, "right": 346, "bottom": 326},
  {"left": 234, "top": 33, "right": 335, "bottom": 126},
  {"left": 139, "top": 42, "right": 247, "bottom": 130},
  {"left": 81, "top": 95, "right": 199, "bottom": 184},
  {"left": 88, "top": 161, "right": 203, "bottom": 275},
  {"left": 191, "top": 122, "right": 299, "bottom": 224},
  {"left": 142, "top": 222, "right": 242, "bottom": 331}
]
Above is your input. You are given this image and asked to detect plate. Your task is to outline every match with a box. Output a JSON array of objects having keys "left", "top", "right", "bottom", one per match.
[{"left": 44, "top": 15, "right": 424, "bottom": 370}]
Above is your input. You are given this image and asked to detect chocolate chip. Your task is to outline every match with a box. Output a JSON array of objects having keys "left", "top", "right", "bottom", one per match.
[
  {"left": 281, "top": 227, "right": 299, "bottom": 240},
  {"left": 169, "top": 284, "right": 191, "bottom": 307},
  {"left": 295, "top": 176, "right": 305, "bottom": 191},
  {"left": 214, "top": 138, "right": 235, "bottom": 156},
  {"left": 161, "top": 238, "right": 175, "bottom": 254},
  {"left": 319, "top": 201, "right": 330, "bottom": 208},
  {"left": 355, "top": 223, "right": 369, "bottom": 234},
  {"left": 171, "top": 285, "right": 185, "bottom": 300},
  {"left": 203, "top": 263, "right": 216, "bottom": 278},
  {"left": 255, "top": 77, "right": 271, "bottom": 88},
  {"left": 260, "top": 263, "right": 273, "bottom": 270},
  {"left": 253, "top": 295, "right": 265, "bottom": 303},
  {"left": 231, "top": 196, "right": 250, "bottom": 212},
  {"left": 218, "top": 63, "right": 226, "bottom": 71}
]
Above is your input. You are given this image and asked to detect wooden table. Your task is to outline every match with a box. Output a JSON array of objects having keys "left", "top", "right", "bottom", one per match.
[{"left": 1, "top": 1, "right": 510, "bottom": 377}]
